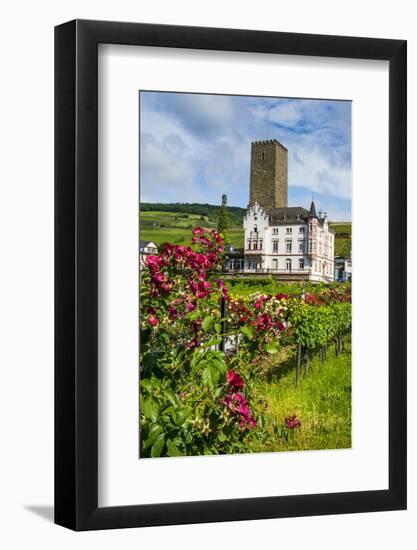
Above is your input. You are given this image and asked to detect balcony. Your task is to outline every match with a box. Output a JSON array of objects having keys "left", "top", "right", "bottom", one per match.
[
  {"left": 244, "top": 268, "right": 311, "bottom": 274},
  {"left": 244, "top": 248, "right": 263, "bottom": 254}
]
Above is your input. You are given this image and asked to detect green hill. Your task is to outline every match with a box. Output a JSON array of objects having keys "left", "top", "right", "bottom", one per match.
[
  {"left": 140, "top": 203, "right": 351, "bottom": 257},
  {"left": 141, "top": 202, "right": 246, "bottom": 226},
  {"left": 329, "top": 223, "right": 352, "bottom": 257}
]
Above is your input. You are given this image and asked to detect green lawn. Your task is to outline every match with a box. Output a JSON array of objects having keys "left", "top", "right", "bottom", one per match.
[{"left": 253, "top": 345, "right": 351, "bottom": 452}]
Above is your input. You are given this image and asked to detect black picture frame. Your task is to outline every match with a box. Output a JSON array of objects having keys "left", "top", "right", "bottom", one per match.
[{"left": 55, "top": 19, "right": 407, "bottom": 531}]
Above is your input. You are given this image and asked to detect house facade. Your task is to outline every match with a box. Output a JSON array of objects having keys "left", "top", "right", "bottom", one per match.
[
  {"left": 334, "top": 256, "right": 352, "bottom": 282},
  {"left": 139, "top": 239, "right": 158, "bottom": 269},
  {"left": 242, "top": 139, "right": 335, "bottom": 283}
]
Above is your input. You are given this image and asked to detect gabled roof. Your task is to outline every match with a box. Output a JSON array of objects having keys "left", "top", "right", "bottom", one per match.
[
  {"left": 268, "top": 207, "right": 310, "bottom": 225},
  {"left": 140, "top": 240, "right": 157, "bottom": 248}
]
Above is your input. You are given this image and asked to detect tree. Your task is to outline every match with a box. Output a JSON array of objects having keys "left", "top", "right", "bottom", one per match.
[{"left": 217, "top": 194, "right": 229, "bottom": 236}]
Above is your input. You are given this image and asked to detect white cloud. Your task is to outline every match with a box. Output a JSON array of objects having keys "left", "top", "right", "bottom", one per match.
[
  {"left": 268, "top": 102, "right": 304, "bottom": 126},
  {"left": 289, "top": 146, "right": 351, "bottom": 200},
  {"left": 139, "top": 92, "right": 351, "bottom": 212},
  {"left": 140, "top": 133, "right": 203, "bottom": 203}
]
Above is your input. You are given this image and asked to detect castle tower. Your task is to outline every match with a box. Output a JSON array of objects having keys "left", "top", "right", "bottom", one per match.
[{"left": 249, "top": 139, "right": 288, "bottom": 211}]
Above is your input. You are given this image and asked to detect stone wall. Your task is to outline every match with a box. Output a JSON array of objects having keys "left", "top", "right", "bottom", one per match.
[{"left": 249, "top": 140, "right": 288, "bottom": 210}]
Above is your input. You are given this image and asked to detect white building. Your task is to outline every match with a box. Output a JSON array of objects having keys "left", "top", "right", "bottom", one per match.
[{"left": 243, "top": 201, "right": 335, "bottom": 282}]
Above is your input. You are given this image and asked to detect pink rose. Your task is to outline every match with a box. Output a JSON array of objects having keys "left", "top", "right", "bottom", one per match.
[{"left": 147, "top": 315, "right": 158, "bottom": 327}]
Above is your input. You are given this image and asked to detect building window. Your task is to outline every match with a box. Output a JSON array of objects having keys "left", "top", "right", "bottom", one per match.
[
  {"left": 273, "top": 240, "right": 278, "bottom": 252},
  {"left": 299, "top": 259, "right": 304, "bottom": 270},
  {"left": 247, "top": 240, "right": 251, "bottom": 250},
  {"left": 261, "top": 152, "right": 265, "bottom": 161},
  {"left": 286, "top": 240, "right": 292, "bottom": 253},
  {"left": 273, "top": 227, "right": 279, "bottom": 235},
  {"left": 286, "top": 259, "right": 292, "bottom": 272},
  {"left": 286, "top": 227, "right": 292, "bottom": 234},
  {"left": 273, "top": 258, "right": 278, "bottom": 270},
  {"left": 299, "top": 226, "right": 305, "bottom": 233},
  {"left": 259, "top": 239, "right": 263, "bottom": 249},
  {"left": 309, "top": 240, "right": 312, "bottom": 253},
  {"left": 253, "top": 242, "right": 258, "bottom": 250},
  {"left": 309, "top": 222, "right": 312, "bottom": 231},
  {"left": 299, "top": 240, "right": 304, "bottom": 253},
  {"left": 253, "top": 224, "right": 258, "bottom": 233}
]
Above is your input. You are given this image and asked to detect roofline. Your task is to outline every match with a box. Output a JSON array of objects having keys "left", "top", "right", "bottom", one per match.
[{"left": 251, "top": 139, "right": 288, "bottom": 151}]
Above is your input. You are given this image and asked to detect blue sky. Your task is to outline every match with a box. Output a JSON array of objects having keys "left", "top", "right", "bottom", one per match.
[{"left": 139, "top": 92, "right": 352, "bottom": 221}]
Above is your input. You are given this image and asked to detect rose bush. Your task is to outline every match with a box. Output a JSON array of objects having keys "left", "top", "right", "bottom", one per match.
[{"left": 140, "top": 228, "right": 291, "bottom": 457}]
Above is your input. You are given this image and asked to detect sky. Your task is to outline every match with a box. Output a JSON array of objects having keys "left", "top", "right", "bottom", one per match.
[{"left": 139, "top": 92, "right": 352, "bottom": 221}]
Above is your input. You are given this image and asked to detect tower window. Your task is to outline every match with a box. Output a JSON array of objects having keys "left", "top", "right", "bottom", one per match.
[{"left": 261, "top": 152, "right": 265, "bottom": 161}]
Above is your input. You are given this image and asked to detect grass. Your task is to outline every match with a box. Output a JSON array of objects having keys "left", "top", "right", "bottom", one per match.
[
  {"left": 253, "top": 344, "right": 351, "bottom": 452},
  {"left": 140, "top": 227, "right": 194, "bottom": 245}
]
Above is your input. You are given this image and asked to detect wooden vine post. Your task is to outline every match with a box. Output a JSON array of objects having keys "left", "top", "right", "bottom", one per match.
[
  {"left": 295, "top": 343, "right": 302, "bottom": 385},
  {"left": 304, "top": 349, "right": 310, "bottom": 375},
  {"left": 219, "top": 295, "right": 227, "bottom": 353}
]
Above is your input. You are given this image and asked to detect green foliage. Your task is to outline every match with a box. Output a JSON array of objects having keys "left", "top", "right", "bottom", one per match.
[
  {"left": 217, "top": 194, "right": 230, "bottom": 236},
  {"left": 141, "top": 202, "right": 246, "bottom": 226},
  {"left": 330, "top": 222, "right": 351, "bottom": 257},
  {"left": 291, "top": 302, "right": 351, "bottom": 349}
]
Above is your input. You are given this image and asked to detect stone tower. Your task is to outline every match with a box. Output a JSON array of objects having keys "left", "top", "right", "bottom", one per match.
[{"left": 248, "top": 139, "right": 288, "bottom": 211}]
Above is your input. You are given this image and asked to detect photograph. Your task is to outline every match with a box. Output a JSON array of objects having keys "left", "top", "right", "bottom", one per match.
[
  {"left": 139, "top": 91, "right": 352, "bottom": 458},
  {"left": 0, "top": 1, "right": 409, "bottom": 543}
]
